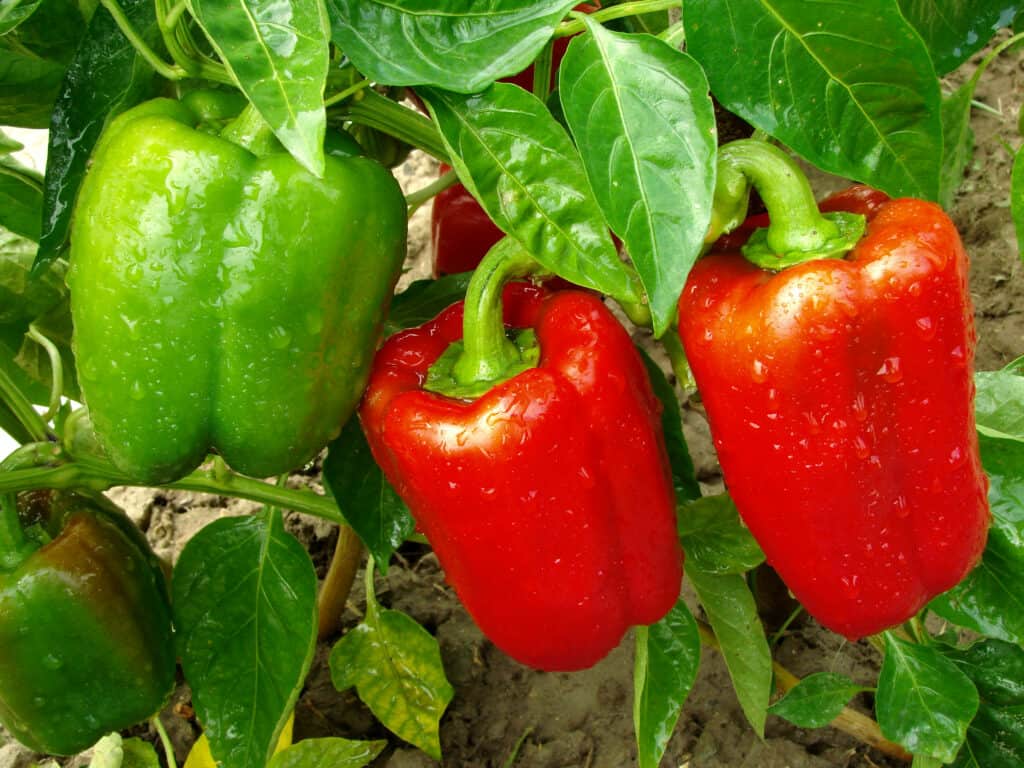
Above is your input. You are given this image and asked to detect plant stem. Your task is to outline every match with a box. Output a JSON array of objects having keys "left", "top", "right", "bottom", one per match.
[
  {"left": 0, "top": 461, "right": 347, "bottom": 525},
  {"left": 659, "top": 21, "right": 685, "bottom": 47},
  {"left": 0, "top": 493, "right": 28, "bottom": 570},
  {"left": 555, "top": 0, "right": 681, "bottom": 37},
  {"left": 696, "top": 619, "right": 911, "bottom": 763},
  {"left": 317, "top": 525, "right": 364, "bottom": 640},
  {"left": 333, "top": 89, "right": 449, "bottom": 161},
  {"left": 26, "top": 325, "right": 62, "bottom": 422},
  {"left": 0, "top": 368, "right": 50, "bottom": 443},
  {"left": 452, "top": 239, "right": 541, "bottom": 387},
  {"left": 151, "top": 715, "right": 178, "bottom": 768},
  {"left": 405, "top": 167, "right": 459, "bottom": 213},
  {"left": 98, "top": 0, "right": 188, "bottom": 81},
  {"left": 324, "top": 78, "right": 371, "bottom": 108}
]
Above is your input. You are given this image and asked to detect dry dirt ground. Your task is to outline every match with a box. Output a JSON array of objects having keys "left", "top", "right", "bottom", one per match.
[{"left": 1, "top": 38, "right": 1022, "bottom": 768}]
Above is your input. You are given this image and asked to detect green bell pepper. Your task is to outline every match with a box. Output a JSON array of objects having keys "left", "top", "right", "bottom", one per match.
[
  {"left": 68, "top": 97, "right": 408, "bottom": 484},
  {"left": 0, "top": 490, "right": 176, "bottom": 755}
]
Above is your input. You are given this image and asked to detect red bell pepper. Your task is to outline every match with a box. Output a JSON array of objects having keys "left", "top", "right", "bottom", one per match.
[
  {"left": 361, "top": 265, "right": 681, "bottom": 670},
  {"left": 678, "top": 141, "right": 989, "bottom": 640}
]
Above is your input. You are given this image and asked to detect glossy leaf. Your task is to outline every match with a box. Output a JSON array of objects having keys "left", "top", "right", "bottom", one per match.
[
  {"left": 323, "top": 418, "right": 415, "bottom": 573},
  {"left": 975, "top": 366, "right": 1024, "bottom": 443},
  {"left": 0, "top": 0, "right": 43, "bottom": 34},
  {"left": 938, "top": 84, "right": 975, "bottom": 208},
  {"left": 384, "top": 272, "right": 473, "bottom": 336},
  {"left": 326, "top": 0, "right": 578, "bottom": 92},
  {"left": 35, "top": 0, "right": 159, "bottom": 269},
  {"left": 0, "top": 152, "right": 43, "bottom": 241},
  {"left": 877, "top": 633, "right": 979, "bottom": 763},
  {"left": 1013, "top": 144, "right": 1023, "bottom": 263},
  {"left": 330, "top": 570, "right": 453, "bottom": 760},
  {"left": 421, "top": 84, "right": 639, "bottom": 303},
  {"left": 268, "top": 738, "right": 386, "bottom": 768},
  {"left": 678, "top": 494, "right": 765, "bottom": 575},
  {"left": 173, "top": 512, "right": 318, "bottom": 768},
  {"left": 686, "top": 0, "right": 943, "bottom": 200},
  {"left": 768, "top": 672, "right": 864, "bottom": 729},
  {"left": 0, "top": 228, "right": 76, "bottom": 403},
  {"left": 898, "top": 0, "right": 1020, "bottom": 75},
  {"left": 930, "top": 435, "right": 1024, "bottom": 644},
  {"left": 0, "top": 45, "right": 66, "bottom": 128},
  {"left": 686, "top": 566, "right": 771, "bottom": 736},
  {"left": 560, "top": 20, "right": 715, "bottom": 336},
  {"left": 943, "top": 639, "right": 1024, "bottom": 768},
  {"left": 634, "top": 599, "right": 701, "bottom": 768},
  {"left": 640, "top": 350, "right": 700, "bottom": 503},
  {"left": 189, "top": 0, "right": 330, "bottom": 176}
]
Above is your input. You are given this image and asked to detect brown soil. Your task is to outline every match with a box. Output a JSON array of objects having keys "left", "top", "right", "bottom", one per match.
[{"left": 1, "top": 36, "right": 1020, "bottom": 768}]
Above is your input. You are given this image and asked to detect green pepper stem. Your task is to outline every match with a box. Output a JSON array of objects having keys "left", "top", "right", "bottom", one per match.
[
  {"left": 452, "top": 239, "right": 544, "bottom": 387},
  {"left": 333, "top": 89, "right": 449, "bottom": 162},
  {"left": 531, "top": 39, "right": 555, "bottom": 102},
  {"left": 717, "top": 139, "right": 839, "bottom": 253},
  {"left": 151, "top": 715, "right": 178, "bottom": 768}
]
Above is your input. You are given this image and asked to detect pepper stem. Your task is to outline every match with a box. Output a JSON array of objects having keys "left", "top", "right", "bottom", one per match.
[
  {"left": 717, "top": 139, "right": 865, "bottom": 269},
  {"left": 452, "top": 239, "right": 545, "bottom": 387}
]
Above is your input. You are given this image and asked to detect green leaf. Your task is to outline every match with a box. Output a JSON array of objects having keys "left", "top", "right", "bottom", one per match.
[
  {"left": 0, "top": 45, "right": 66, "bottom": 129},
  {"left": 686, "top": 566, "right": 771, "bottom": 736},
  {"left": 0, "top": 152, "right": 43, "bottom": 241},
  {"left": 678, "top": 495, "right": 765, "bottom": 575},
  {"left": 768, "top": 672, "right": 864, "bottom": 729},
  {"left": 686, "top": 0, "right": 943, "bottom": 200},
  {"left": 930, "top": 435, "right": 1024, "bottom": 644},
  {"left": 384, "top": 272, "right": 473, "bottom": 337},
  {"left": 559, "top": 21, "right": 715, "bottom": 336},
  {"left": 189, "top": 0, "right": 329, "bottom": 176},
  {"left": 119, "top": 738, "right": 160, "bottom": 768},
  {"left": 420, "top": 84, "right": 640, "bottom": 303},
  {"left": 897, "top": 0, "right": 1020, "bottom": 75},
  {"left": 877, "top": 633, "right": 979, "bottom": 763},
  {"left": 942, "top": 639, "right": 1024, "bottom": 768},
  {"left": 938, "top": 83, "right": 975, "bottom": 208},
  {"left": 88, "top": 734, "right": 159, "bottom": 768},
  {"left": 639, "top": 350, "right": 700, "bottom": 503},
  {"left": 0, "top": 0, "right": 43, "bottom": 34},
  {"left": 173, "top": 512, "right": 318, "bottom": 768},
  {"left": 975, "top": 366, "right": 1024, "bottom": 443},
  {"left": 330, "top": 573, "right": 453, "bottom": 760},
  {"left": 1013, "top": 144, "right": 1023, "bottom": 264},
  {"left": 267, "top": 737, "right": 386, "bottom": 768},
  {"left": 634, "top": 600, "right": 701, "bottom": 768},
  {"left": 35, "top": 0, "right": 159, "bottom": 270},
  {"left": 326, "top": 0, "right": 578, "bottom": 92},
  {"left": 0, "top": 228, "right": 77, "bottom": 403},
  {"left": 322, "top": 418, "right": 415, "bottom": 573}
]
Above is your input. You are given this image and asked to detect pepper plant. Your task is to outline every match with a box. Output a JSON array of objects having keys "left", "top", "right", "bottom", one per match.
[{"left": 0, "top": 1, "right": 1023, "bottom": 767}]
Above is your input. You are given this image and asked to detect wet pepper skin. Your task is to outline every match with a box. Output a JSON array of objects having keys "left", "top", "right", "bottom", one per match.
[
  {"left": 361, "top": 285, "right": 682, "bottom": 670},
  {"left": 678, "top": 189, "right": 989, "bottom": 639},
  {"left": 69, "top": 98, "right": 407, "bottom": 484},
  {"left": 0, "top": 491, "right": 175, "bottom": 755}
]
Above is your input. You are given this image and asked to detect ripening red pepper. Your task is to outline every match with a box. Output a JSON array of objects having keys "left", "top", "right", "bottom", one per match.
[
  {"left": 361, "top": 259, "right": 681, "bottom": 671},
  {"left": 678, "top": 142, "right": 989, "bottom": 640}
]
